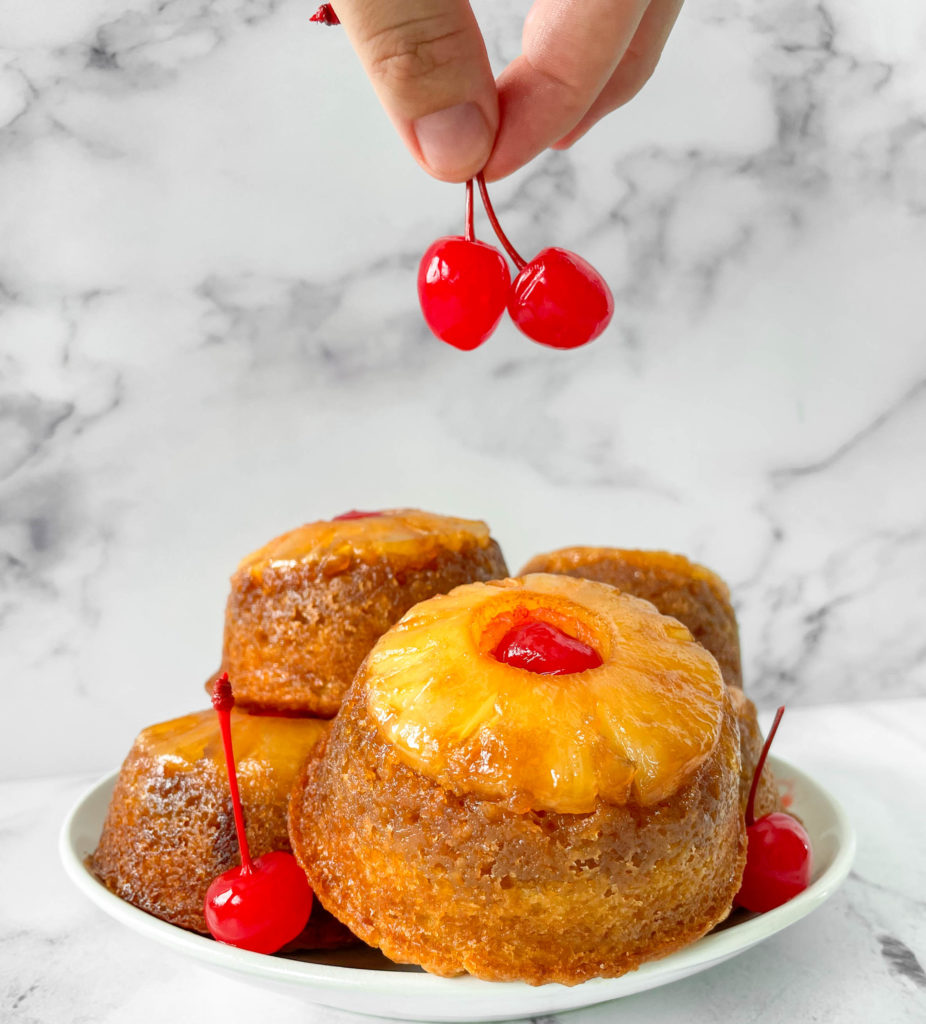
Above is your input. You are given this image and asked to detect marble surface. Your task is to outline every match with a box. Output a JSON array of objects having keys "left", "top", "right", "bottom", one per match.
[
  {"left": 2, "top": 1, "right": 926, "bottom": 779},
  {"left": 3, "top": 700, "right": 923, "bottom": 1023}
]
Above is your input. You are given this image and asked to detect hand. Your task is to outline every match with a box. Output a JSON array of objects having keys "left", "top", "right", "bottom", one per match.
[{"left": 332, "top": 0, "right": 684, "bottom": 182}]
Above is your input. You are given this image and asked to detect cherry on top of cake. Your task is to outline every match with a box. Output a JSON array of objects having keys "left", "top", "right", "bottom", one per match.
[
  {"left": 364, "top": 573, "right": 726, "bottom": 815},
  {"left": 492, "top": 618, "right": 603, "bottom": 675},
  {"left": 235, "top": 509, "right": 495, "bottom": 577}
]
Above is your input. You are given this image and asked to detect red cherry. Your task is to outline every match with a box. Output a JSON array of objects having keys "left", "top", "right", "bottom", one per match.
[
  {"left": 204, "top": 674, "right": 314, "bottom": 954},
  {"left": 205, "top": 851, "right": 314, "bottom": 955},
  {"left": 493, "top": 620, "right": 603, "bottom": 675},
  {"left": 735, "top": 812, "right": 812, "bottom": 913},
  {"left": 418, "top": 236, "right": 510, "bottom": 350},
  {"left": 332, "top": 509, "right": 380, "bottom": 520},
  {"left": 508, "top": 247, "right": 614, "bottom": 349},
  {"left": 473, "top": 174, "right": 613, "bottom": 350},
  {"left": 734, "top": 706, "right": 813, "bottom": 913},
  {"left": 418, "top": 178, "right": 511, "bottom": 351}
]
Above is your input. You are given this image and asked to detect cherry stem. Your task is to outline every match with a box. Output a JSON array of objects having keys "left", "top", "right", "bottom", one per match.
[
  {"left": 476, "top": 173, "right": 527, "bottom": 270},
  {"left": 745, "top": 705, "right": 785, "bottom": 827},
  {"left": 464, "top": 179, "right": 475, "bottom": 243},
  {"left": 211, "top": 673, "right": 253, "bottom": 873}
]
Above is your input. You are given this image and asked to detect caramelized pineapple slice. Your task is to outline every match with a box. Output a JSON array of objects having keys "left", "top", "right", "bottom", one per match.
[
  {"left": 142, "top": 708, "right": 327, "bottom": 797},
  {"left": 365, "top": 574, "right": 725, "bottom": 813},
  {"left": 237, "top": 508, "right": 495, "bottom": 576}
]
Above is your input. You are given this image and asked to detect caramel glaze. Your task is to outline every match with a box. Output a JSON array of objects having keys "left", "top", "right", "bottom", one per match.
[
  {"left": 218, "top": 510, "right": 508, "bottom": 716},
  {"left": 520, "top": 547, "right": 743, "bottom": 689},
  {"left": 289, "top": 683, "right": 746, "bottom": 985},
  {"left": 519, "top": 550, "right": 781, "bottom": 817},
  {"left": 365, "top": 575, "right": 727, "bottom": 814},
  {"left": 90, "top": 708, "right": 355, "bottom": 948}
]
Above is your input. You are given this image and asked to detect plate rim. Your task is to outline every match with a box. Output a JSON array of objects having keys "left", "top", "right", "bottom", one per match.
[{"left": 59, "top": 755, "right": 856, "bottom": 1015}]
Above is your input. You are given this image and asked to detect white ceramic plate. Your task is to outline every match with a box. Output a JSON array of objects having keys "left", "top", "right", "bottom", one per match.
[{"left": 60, "top": 756, "right": 854, "bottom": 1022}]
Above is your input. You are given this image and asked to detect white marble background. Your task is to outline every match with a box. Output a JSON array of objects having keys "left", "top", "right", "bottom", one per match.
[{"left": 2, "top": 0, "right": 926, "bottom": 781}]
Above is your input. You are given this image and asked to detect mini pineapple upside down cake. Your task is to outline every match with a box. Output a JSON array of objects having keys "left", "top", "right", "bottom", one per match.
[
  {"left": 288, "top": 573, "right": 748, "bottom": 985},
  {"left": 215, "top": 509, "right": 508, "bottom": 716},
  {"left": 89, "top": 707, "right": 355, "bottom": 949}
]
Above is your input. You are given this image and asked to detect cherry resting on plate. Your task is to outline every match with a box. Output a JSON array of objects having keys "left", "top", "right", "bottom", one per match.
[
  {"left": 476, "top": 175, "right": 614, "bottom": 349},
  {"left": 734, "top": 706, "right": 812, "bottom": 913},
  {"left": 204, "top": 673, "right": 314, "bottom": 954},
  {"left": 494, "top": 619, "right": 603, "bottom": 675},
  {"left": 418, "top": 179, "right": 511, "bottom": 350}
]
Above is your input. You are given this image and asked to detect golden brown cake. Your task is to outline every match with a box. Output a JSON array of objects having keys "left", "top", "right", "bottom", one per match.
[
  {"left": 519, "top": 547, "right": 743, "bottom": 688},
  {"left": 90, "top": 707, "right": 354, "bottom": 947},
  {"left": 289, "top": 574, "right": 747, "bottom": 984},
  {"left": 218, "top": 509, "right": 508, "bottom": 715}
]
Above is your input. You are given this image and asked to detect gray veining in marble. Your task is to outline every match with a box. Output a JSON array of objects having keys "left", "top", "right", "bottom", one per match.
[{"left": 1, "top": 3, "right": 925, "bottom": 785}]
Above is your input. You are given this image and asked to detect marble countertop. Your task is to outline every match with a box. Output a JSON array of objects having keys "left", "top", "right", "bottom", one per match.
[{"left": 2, "top": 699, "right": 922, "bottom": 1023}]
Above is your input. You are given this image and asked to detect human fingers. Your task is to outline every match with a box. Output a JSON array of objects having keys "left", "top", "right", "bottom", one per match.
[
  {"left": 334, "top": 0, "right": 498, "bottom": 182},
  {"left": 483, "top": 0, "right": 649, "bottom": 181},
  {"left": 553, "top": 0, "right": 684, "bottom": 150}
]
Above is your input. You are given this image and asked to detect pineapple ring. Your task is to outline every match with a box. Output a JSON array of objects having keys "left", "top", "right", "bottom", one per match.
[
  {"left": 365, "top": 574, "right": 726, "bottom": 814},
  {"left": 237, "top": 508, "right": 495, "bottom": 575}
]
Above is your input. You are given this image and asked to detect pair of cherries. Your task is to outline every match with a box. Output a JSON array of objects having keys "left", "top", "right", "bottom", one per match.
[
  {"left": 308, "top": 6, "right": 613, "bottom": 350},
  {"left": 419, "top": 176, "right": 614, "bottom": 351}
]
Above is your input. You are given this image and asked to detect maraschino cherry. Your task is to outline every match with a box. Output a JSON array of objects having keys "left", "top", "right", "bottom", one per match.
[
  {"left": 735, "top": 706, "right": 813, "bottom": 913},
  {"left": 418, "top": 179, "right": 511, "bottom": 350},
  {"left": 476, "top": 175, "right": 614, "bottom": 349},
  {"left": 494, "top": 619, "right": 603, "bottom": 675},
  {"left": 204, "top": 673, "right": 313, "bottom": 954}
]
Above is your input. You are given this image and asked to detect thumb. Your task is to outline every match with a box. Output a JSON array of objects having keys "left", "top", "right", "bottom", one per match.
[{"left": 334, "top": 0, "right": 498, "bottom": 182}]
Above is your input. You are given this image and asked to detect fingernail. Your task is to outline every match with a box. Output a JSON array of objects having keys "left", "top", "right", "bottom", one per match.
[{"left": 413, "top": 102, "right": 491, "bottom": 180}]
